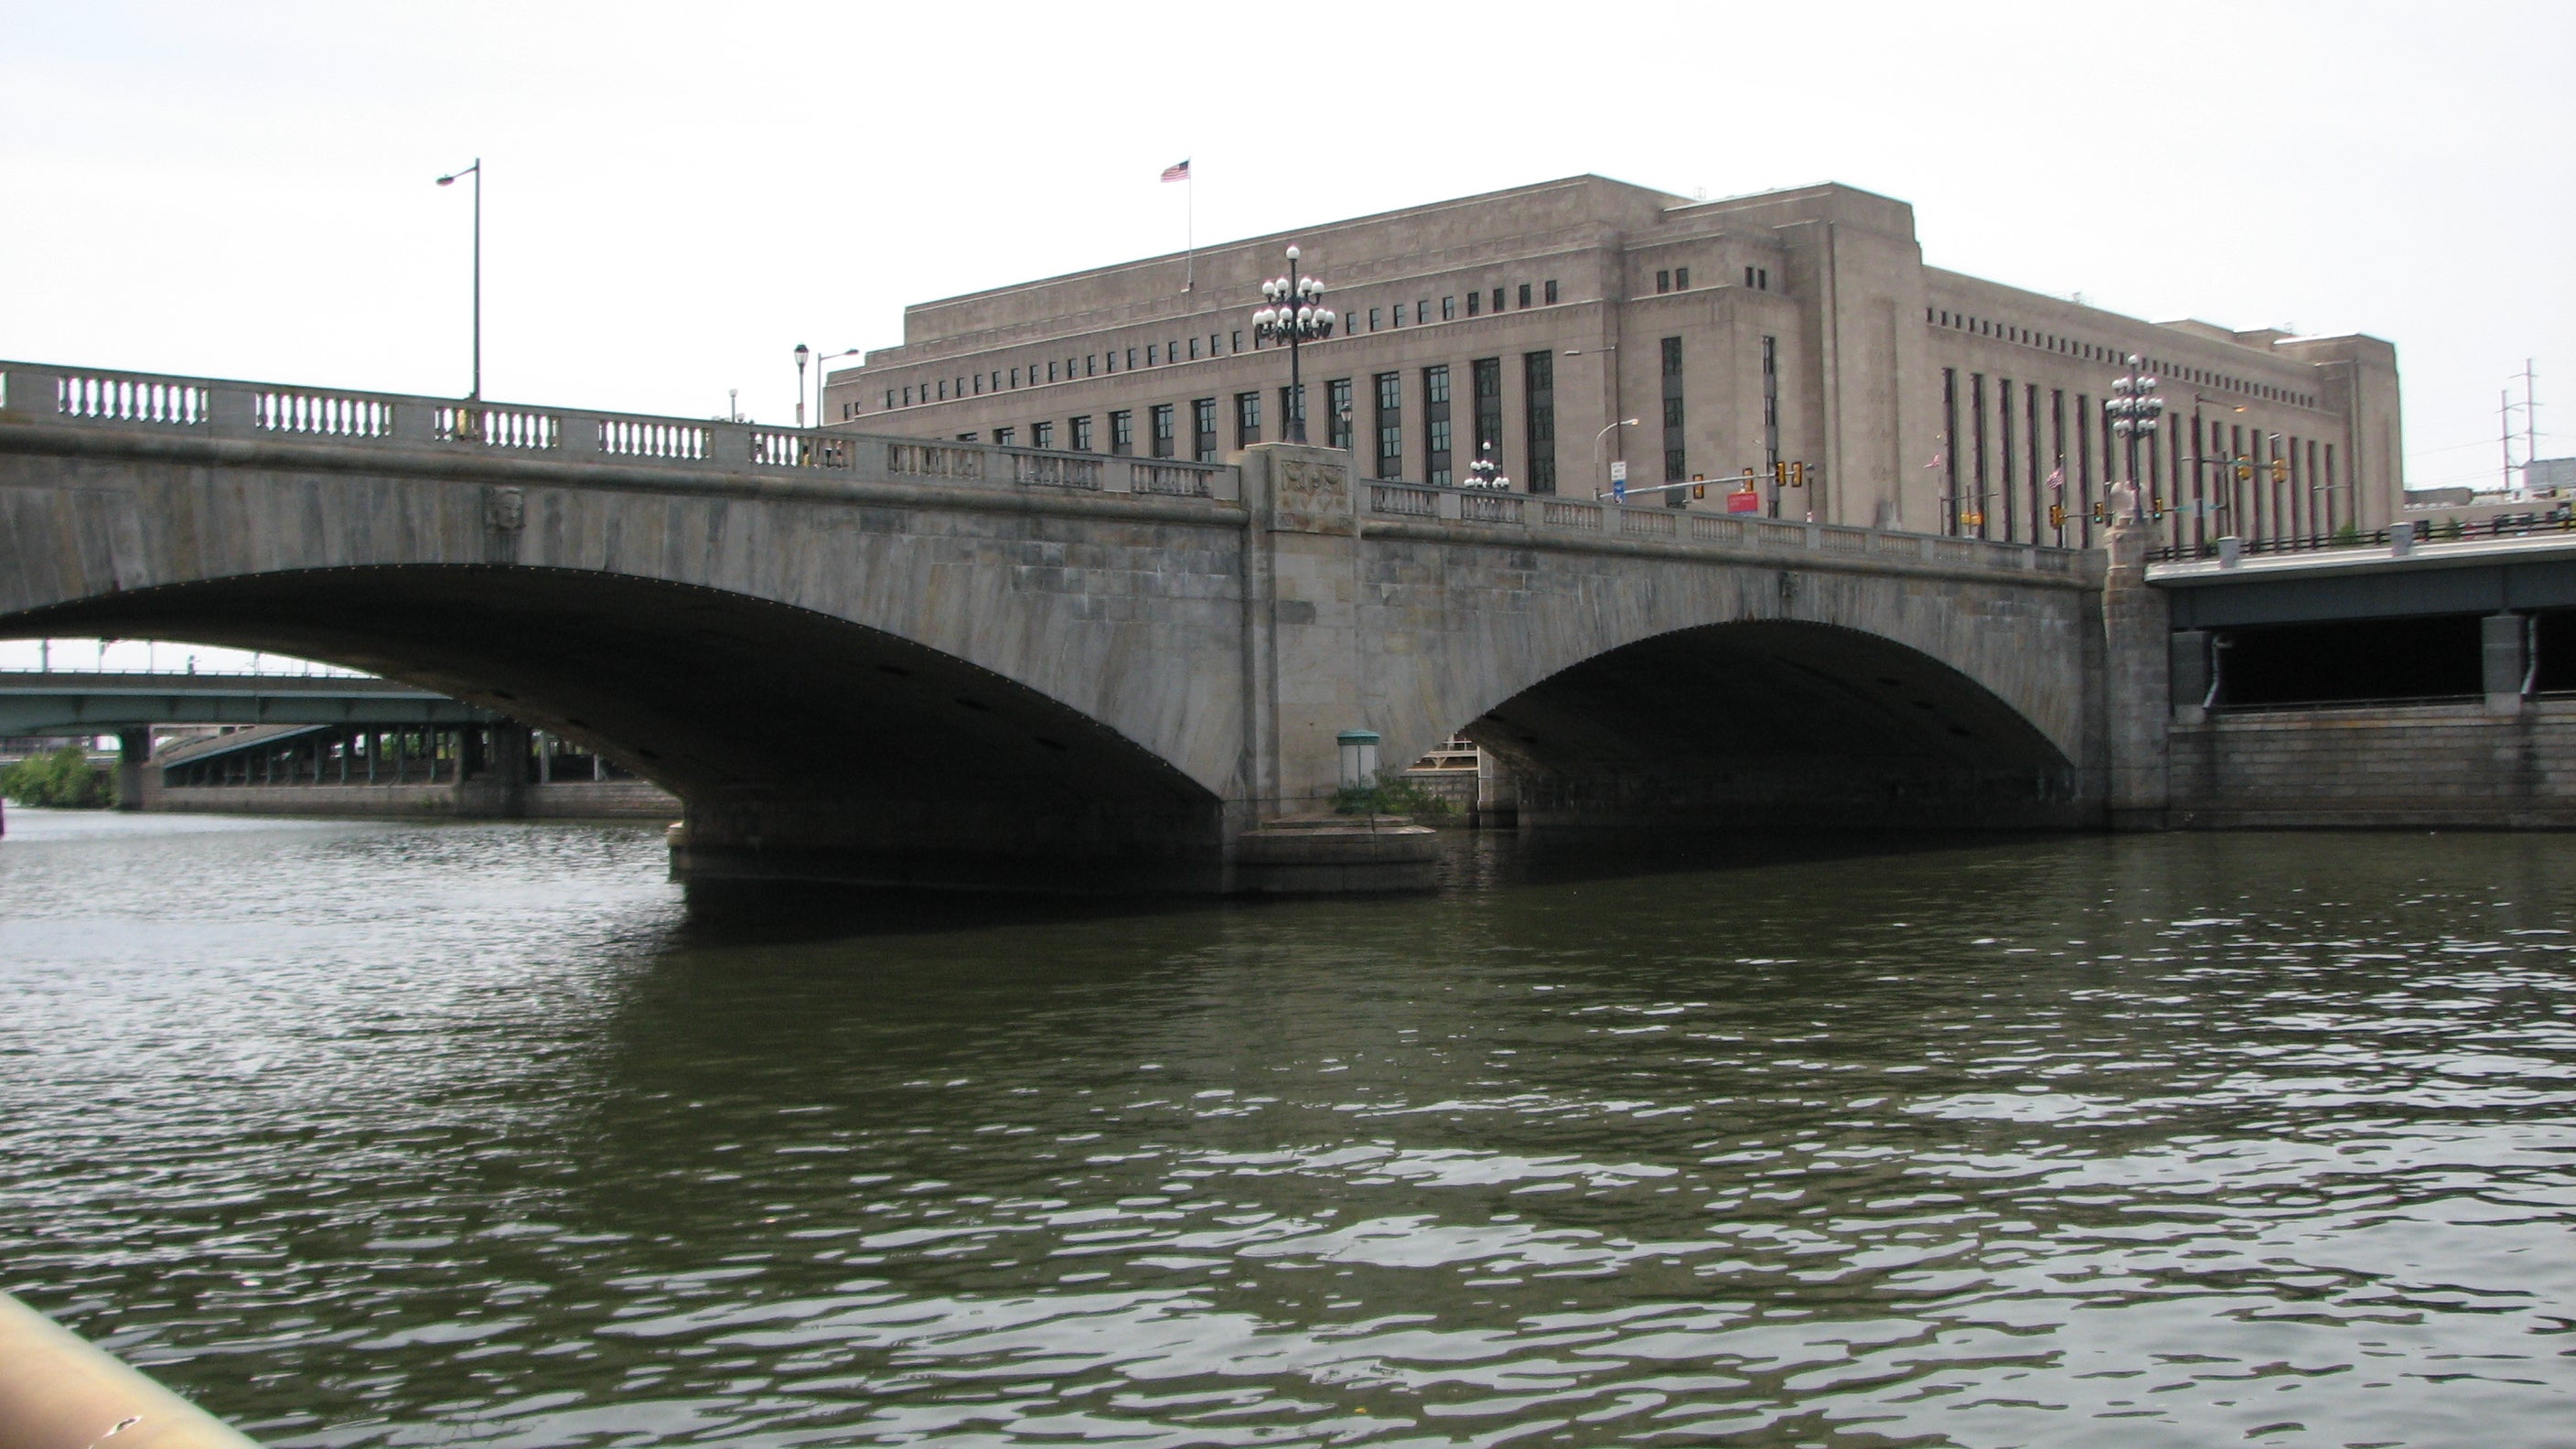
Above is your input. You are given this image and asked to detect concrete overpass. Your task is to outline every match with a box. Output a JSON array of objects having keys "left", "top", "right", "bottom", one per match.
[
  {"left": 0, "top": 670, "right": 488, "bottom": 735},
  {"left": 0, "top": 360, "right": 2148, "bottom": 890}
]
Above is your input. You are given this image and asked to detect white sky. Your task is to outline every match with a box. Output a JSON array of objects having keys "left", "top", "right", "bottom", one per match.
[{"left": 1, "top": 0, "right": 2569, "bottom": 504}]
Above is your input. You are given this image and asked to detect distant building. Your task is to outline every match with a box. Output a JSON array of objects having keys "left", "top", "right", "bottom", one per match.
[
  {"left": 827, "top": 175, "right": 2406, "bottom": 552},
  {"left": 2527, "top": 456, "right": 2576, "bottom": 496}
]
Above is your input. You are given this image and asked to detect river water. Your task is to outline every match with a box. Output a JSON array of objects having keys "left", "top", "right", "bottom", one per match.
[{"left": 2, "top": 810, "right": 2571, "bottom": 1448}]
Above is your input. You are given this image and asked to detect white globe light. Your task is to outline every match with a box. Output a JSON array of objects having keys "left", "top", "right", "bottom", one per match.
[{"left": 1285, "top": 244, "right": 1301, "bottom": 261}]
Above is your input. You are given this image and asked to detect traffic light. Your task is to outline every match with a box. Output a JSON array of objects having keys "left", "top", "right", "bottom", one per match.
[
  {"left": 2235, "top": 459, "right": 2255, "bottom": 483},
  {"left": 1691, "top": 473, "right": 1706, "bottom": 499},
  {"left": 1788, "top": 462, "right": 1809, "bottom": 488},
  {"left": 2048, "top": 504, "right": 2066, "bottom": 528},
  {"left": 1773, "top": 461, "right": 1790, "bottom": 486},
  {"left": 2270, "top": 457, "right": 2290, "bottom": 483},
  {"left": 2091, "top": 501, "right": 2107, "bottom": 522}
]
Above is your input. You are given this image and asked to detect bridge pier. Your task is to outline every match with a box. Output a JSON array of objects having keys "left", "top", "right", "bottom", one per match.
[{"left": 113, "top": 728, "right": 149, "bottom": 811}]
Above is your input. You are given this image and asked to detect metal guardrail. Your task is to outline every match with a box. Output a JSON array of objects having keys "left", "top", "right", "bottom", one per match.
[{"left": 2149, "top": 508, "right": 2576, "bottom": 564}]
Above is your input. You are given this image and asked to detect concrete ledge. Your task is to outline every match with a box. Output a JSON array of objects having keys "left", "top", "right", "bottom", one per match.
[{"left": 1230, "top": 818, "right": 1439, "bottom": 894}]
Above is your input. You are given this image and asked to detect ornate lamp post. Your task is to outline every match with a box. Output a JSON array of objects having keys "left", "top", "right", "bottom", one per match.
[
  {"left": 2103, "top": 354, "right": 2165, "bottom": 523},
  {"left": 1251, "top": 245, "right": 1336, "bottom": 443}
]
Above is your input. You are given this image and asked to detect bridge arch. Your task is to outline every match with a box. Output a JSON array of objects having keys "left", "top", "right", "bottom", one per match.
[{"left": 5, "top": 565, "right": 1229, "bottom": 888}]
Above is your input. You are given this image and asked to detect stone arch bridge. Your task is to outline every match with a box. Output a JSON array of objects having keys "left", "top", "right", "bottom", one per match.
[{"left": 0, "top": 362, "right": 2139, "bottom": 891}]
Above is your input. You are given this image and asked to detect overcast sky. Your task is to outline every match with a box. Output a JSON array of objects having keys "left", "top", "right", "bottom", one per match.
[{"left": 3, "top": 0, "right": 2570, "bottom": 499}]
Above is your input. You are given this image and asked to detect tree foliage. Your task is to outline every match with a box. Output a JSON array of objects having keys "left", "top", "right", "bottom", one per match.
[{"left": 1, "top": 744, "right": 115, "bottom": 808}]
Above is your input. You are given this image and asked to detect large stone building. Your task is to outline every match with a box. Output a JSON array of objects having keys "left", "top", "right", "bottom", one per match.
[{"left": 825, "top": 175, "right": 2403, "bottom": 552}]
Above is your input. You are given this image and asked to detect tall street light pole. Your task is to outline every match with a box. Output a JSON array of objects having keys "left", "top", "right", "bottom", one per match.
[
  {"left": 435, "top": 159, "right": 482, "bottom": 401},
  {"left": 1251, "top": 246, "right": 1336, "bottom": 443},
  {"left": 2103, "top": 354, "right": 2163, "bottom": 525},
  {"left": 1593, "top": 418, "right": 1639, "bottom": 496},
  {"left": 800, "top": 346, "right": 863, "bottom": 429}
]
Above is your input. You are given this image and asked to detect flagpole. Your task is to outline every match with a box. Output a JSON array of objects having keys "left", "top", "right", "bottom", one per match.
[{"left": 1185, "top": 169, "right": 1196, "bottom": 293}]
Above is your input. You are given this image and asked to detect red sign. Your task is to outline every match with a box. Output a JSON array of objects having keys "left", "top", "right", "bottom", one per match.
[{"left": 1726, "top": 490, "right": 1762, "bottom": 514}]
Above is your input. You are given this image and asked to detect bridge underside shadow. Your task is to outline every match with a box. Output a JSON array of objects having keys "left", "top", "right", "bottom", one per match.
[
  {"left": 5, "top": 565, "right": 1226, "bottom": 891},
  {"left": 1462, "top": 622, "right": 2089, "bottom": 832}
]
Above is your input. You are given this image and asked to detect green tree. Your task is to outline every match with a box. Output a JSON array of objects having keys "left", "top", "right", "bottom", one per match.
[{"left": 1, "top": 744, "right": 115, "bottom": 808}]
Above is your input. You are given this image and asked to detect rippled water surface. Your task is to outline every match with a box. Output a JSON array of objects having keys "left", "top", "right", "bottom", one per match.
[{"left": 3, "top": 810, "right": 2573, "bottom": 1447}]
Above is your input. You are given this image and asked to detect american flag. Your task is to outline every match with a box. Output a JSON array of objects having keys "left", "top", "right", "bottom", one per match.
[
  {"left": 1160, "top": 159, "right": 1190, "bottom": 183},
  {"left": 2045, "top": 463, "right": 2065, "bottom": 490}
]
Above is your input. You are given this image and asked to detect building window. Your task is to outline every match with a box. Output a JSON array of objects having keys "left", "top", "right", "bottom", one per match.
[
  {"left": 1657, "top": 269, "right": 1671, "bottom": 294},
  {"left": 1085, "top": 355, "right": 1097, "bottom": 377},
  {"left": 1147, "top": 345, "right": 1158, "bottom": 366},
  {"left": 1518, "top": 283, "right": 1531, "bottom": 308},
  {"left": 1071, "top": 414, "right": 1094, "bottom": 451},
  {"left": 1490, "top": 286, "right": 1504, "bottom": 313},
  {"left": 1523, "top": 350, "right": 1556, "bottom": 495},
  {"left": 1189, "top": 337, "right": 1201, "bottom": 360},
  {"left": 902, "top": 386, "right": 912, "bottom": 406},
  {"left": 1126, "top": 348, "right": 1138, "bottom": 370},
  {"left": 1374, "top": 371, "right": 1402, "bottom": 480},
  {"left": 1235, "top": 391, "right": 1261, "bottom": 449},
  {"left": 1544, "top": 279, "right": 1559, "bottom": 304},
  {"left": 1471, "top": 358, "right": 1503, "bottom": 476},
  {"left": 1761, "top": 335, "right": 1779, "bottom": 504},
  {"left": 1392, "top": 303, "right": 1405, "bottom": 327},
  {"left": 1369, "top": 307, "right": 1382, "bottom": 331},
  {"left": 1326, "top": 377, "right": 1353, "bottom": 452},
  {"left": 1193, "top": 397, "right": 1218, "bottom": 462},
  {"left": 1105, "top": 351, "right": 1117, "bottom": 374},
  {"left": 1150, "top": 403, "right": 1175, "bottom": 458},
  {"left": 1423, "top": 364, "right": 1453, "bottom": 486},
  {"left": 937, "top": 380, "right": 947, "bottom": 400},
  {"left": 1970, "top": 372, "right": 1988, "bottom": 539},
  {"left": 1046, "top": 362, "right": 1057, "bottom": 383},
  {"left": 1465, "top": 291, "right": 1480, "bottom": 317},
  {"left": 1110, "top": 409, "right": 1134, "bottom": 456},
  {"left": 971, "top": 373, "right": 982, "bottom": 395},
  {"left": 1941, "top": 369, "right": 1959, "bottom": 535},
  {"left": 1418, "top": 298, "right": 1430, "bottom": 324},
  {"left": 1230, "top": 330, "right": 1242, "bottom": 353},
  {"left": 957, "top": 432, "right": 978, "bottom": 443},
  {"left": 1659, "top": 336, "right": 1686, "bottom": 484},
  {"left": 1033, "top": 420, "right": 1055, "bottom": 448},
  {"left": 1443, "top": 295, "right": 1456, "bottom": 320},
  {"left": 1009, "top": 368, "right": 1020, "bottom": 389},
  {"left": 994, "top": 425, "right": 1016, "bottom": 446},
  {"left": 886, "top": 390, "right": 896, "bottom": 409},
  {"left": 1674, "top": 267, "right": 1689, "bottom": 290}
]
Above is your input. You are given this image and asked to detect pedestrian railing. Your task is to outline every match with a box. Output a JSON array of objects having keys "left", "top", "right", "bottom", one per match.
[{"left": 3, "top": 360, "right": 2088, "bottom": 578}]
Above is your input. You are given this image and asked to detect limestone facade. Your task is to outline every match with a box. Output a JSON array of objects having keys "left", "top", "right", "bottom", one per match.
[{"left": 828, "top": 176, "right": 2403, "bottom": 553}]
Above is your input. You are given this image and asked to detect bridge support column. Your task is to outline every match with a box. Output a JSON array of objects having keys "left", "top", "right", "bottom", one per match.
[
  {"left": 113, "top": 728, "right": 151, "bottom": 812},
  {"left": 1237, "top": 443, "right": 1371, "bottom": 820},
  {"left": 2103, "top": 519, "right": 2171, "bottom": 830},
  {"left": 2170, "top": 629, "right": 2213, "bottom": 725},
  {"left": 2483, "top": 614, "right": 2529, "bottom": 716}
]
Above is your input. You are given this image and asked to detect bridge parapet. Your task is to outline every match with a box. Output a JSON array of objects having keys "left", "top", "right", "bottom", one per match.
[
  {"left": 1358, "top": 477, "right": 2085, "bottom": 579},
  {"left": 0, "top": 360, "right": 1241, "bottom": 505}
]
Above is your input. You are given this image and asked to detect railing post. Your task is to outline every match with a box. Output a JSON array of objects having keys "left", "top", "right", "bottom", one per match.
[
  {"left": 708, "top": 423, "right": 752, "bottom": 469},
  {"left": 206, "top": 385, "right": 255, "bottom": 435},
  {"left": 1, "top": 367, "right": 59, "bottom": 419},
  {"left": 555, "top": 412, "right": 599, "bottom": 459},
  {"left": 391, "top": 401, "right": 435, "bottom": 445},
  {"left": 1436, "top": 488, "right": 1462, "bottom": 521}
]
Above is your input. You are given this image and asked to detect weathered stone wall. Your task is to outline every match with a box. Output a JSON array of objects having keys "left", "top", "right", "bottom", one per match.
[{"left": 2168, "top": 700, "right": 2576, "bottom": 829}]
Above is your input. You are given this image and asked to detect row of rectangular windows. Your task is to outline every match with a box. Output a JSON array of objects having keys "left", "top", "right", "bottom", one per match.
[
  {"left": 1939, "top": 364, "right": 2341, "bottom": 550},
  {"left": 939, "top": 353, "right": 1567, "bottom": 493},
  {"left": 1652, "top": 265, "right": 1769, "bottom": 295},
  {"left": 865, "top": 280, "right": 1568, "bottom": 415},
  {"left": 1927, "top": 307, "right": 2318, "bottom": 411}
]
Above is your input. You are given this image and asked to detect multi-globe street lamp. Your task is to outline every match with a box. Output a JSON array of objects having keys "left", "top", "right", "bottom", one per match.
[
  {"left": 1250, "top": 246, "right": 1336, "bottom": 443},
  {"left": 2103, "top": 354, "right": 2164, "bottom": 524}
]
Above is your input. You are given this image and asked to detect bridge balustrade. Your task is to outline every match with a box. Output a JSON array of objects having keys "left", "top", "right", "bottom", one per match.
[{"left": 4, "top": 359, "right": 2086, "bottom": 581}]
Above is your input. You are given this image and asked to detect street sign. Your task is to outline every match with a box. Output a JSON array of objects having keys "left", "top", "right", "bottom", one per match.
[
  {"left": 1610, "top": 459, "right": 1626, "bottom": 501},
  {"left": 1726, "top": 490, "right": 1761, "bottom": 514}
]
